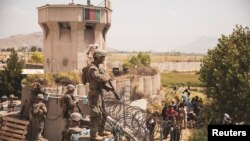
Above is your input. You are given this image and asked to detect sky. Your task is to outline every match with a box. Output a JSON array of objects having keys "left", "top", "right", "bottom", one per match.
[{"left": 0, "top": 0, "right": 249, "bottom": 52}]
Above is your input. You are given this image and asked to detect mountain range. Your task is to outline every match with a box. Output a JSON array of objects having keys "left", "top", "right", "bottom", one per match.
[
  {"left": 174, "top": 36, "right": 218, "bottom": 54},
  {"left": 0, "top": 32, "right": 218, "bottom": 53},
  {"left": 0, "top": 32, "right": 43, "bottom": 50}
]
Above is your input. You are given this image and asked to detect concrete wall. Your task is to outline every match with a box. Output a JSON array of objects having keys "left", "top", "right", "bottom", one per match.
[
  {"left": 151, "top": 62, "right": 201, "bottom": 72},
  {"left": 108, "top": 61, "right": 201, "bottom": 72}
]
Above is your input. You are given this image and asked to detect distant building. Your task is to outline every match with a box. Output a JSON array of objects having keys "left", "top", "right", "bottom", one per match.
[{"left": 38, "top": 0, "right": 112, "bottom": 73}]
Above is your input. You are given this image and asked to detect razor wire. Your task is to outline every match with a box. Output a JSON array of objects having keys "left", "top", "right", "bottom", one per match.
[{"left": 104, "top": 95, "right": 149, "bottom": 140}]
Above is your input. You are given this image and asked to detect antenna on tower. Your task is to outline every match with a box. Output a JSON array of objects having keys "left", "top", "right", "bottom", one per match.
[{"left": 87, "top": 0, "right": 91, "bottom": 5}]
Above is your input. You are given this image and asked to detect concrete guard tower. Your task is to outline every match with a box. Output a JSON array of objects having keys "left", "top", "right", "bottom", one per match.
[{"left": 38, "top": 0, "right": 112, "bottom": 73}]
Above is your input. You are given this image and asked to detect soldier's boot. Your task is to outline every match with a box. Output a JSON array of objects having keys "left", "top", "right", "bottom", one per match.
[
  {"left": 90, "top": 134, "right": 103, "bottom": 141},
  {"left": 98, "top": 130, "right": 112, "bottom": 136}
]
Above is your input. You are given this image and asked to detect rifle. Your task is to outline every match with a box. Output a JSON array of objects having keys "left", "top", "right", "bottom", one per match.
[
  {"left": 70, "top": 95, "right": 85, "bottom": 118},
  {"left": 19, "top": 104, "right": 25, "bottom": 118},
  {"left": 76, "top": 103, "right": 84, "bottom": 118},
  {"left": 98, "top": 66, "right": 120, "bottom": 101},
  {"left": 108, "top": 80, "right": 120, "bottom": 100}
]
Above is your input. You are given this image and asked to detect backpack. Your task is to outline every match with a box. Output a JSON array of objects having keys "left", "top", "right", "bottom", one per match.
[{"left": 81, "top": 65, "right": 90, "bottom": 85}]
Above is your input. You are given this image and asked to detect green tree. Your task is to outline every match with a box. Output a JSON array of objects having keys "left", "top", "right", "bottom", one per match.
[
  {"left": 128, "top": 56, "right": 140, "bottom": 67},
  {"left": 30, "top": 46, "right": 37, "bottom": 52},
  {"left": 126, "top": 52, "right": 151, "bottom": 68},
  {"left": 137, "top": 52, "right": 151, "bottom": 66},
  {"left": 199, "top": 25, "right": 250, "bottom": 122},
  {"left": 0, "top": 49, "right": 24, "bottom": 97},
  {"left": 31, "top": 51, "right": 43, "bottom": 64}
]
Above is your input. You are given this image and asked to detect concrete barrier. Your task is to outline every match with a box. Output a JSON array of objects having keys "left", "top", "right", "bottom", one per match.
[
  {"left": 156, "top": 74, "right": 161, "bottom": 92},
  {"left": 151, "top": 75, "right": 158, "bottom": 95},
  {"left": 130, "top": 77, "right": 144, "bottom": 97},
  {"left": 143, "top": 76, "right": 152, "bottom": 97},
  {"left": 21, "top": 86, "right": 33, "bottom": 118},
  {"left": 44, "top": 95, "right": 65, "bottom": 141},
  {"left": 77, "top": 84, "right": 85, "bottom": 96},
  {"left": 116, "top": 79, "right": 130, "bottom": 102}
]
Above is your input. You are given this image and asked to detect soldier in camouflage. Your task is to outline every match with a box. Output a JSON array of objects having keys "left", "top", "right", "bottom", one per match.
[
  {"left": 87, "top": 49, "right": 112, "bottom": 140},
  {"left": 7, "top": 94, "right": 15, "bottom": 112},
  {"left": 63, "top": 112, "right": 85, "bottom": 141},
  {"left": 28, "top": 94, "right": 47, "bottom": 141},
  {"left": 31, "top": 78, "right": 45, "bottom": 105},
  {"left": 61, "top": 84, "right": 78, "bottom": 129}
]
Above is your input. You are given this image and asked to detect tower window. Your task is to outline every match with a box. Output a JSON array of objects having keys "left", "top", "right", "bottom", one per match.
[
  {"left": 59, "top": 22, "right": 71, "bottom": 30},
  {"left": 85, "top": 24, "right": 94, "bottom": 30},
  {"left": 59, "top": 22, "right": 71, "bottom": 41}
]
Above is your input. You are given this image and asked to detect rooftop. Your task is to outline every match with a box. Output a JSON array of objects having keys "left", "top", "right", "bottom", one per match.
[{"left": 38, "top": 3, "right": 111, "bottom": 11}]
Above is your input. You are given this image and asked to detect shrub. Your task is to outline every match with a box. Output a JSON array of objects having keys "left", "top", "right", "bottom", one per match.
[
  {"left": 53, "top": 72, "right": 81, "bottom": 86},
  {"left": 22, "top": 74, "right": 54, "bottom": 86},
  {"left": 123, "top": 52, "right": 151, "bottom": 68}
]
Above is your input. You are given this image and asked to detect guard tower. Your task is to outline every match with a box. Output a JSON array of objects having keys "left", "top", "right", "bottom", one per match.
[{"left": 38, "top": 0, "right": 112, "bottom": 73}]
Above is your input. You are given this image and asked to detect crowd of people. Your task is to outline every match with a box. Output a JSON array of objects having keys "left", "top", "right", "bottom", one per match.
[
  {"left": 146, "top": 87, "right": 205, "bottom": 141},
  {"left": 162, "top": 88, "right": 204, "bottom": 128}
]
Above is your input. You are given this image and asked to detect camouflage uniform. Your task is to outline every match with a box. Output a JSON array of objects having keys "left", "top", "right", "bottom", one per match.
[
  {"left": 61, "top": 84, "right": 77, "bottom": 129},
  {"left": 63, "top": 113, "right": 84, "bottom": 141},
  {"left": 87, "top": 49, "right": 111, "bottom": 139},
  {"left": 31, "top": 81, "right": 45, "bottom": 105},
  {"left": 7, "top": 94, "right": 15, "bottom": 112},
  {"left": 29, "top": 94, "right": 47, "bottom": 141}
]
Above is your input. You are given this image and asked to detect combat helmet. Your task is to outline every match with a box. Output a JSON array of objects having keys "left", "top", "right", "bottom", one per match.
[
  {"left": 9, "top": 94, "right": 14, "bottom": 98},
  {"left": 93, "top": 49, "right": 107, "bottom": 59},
  {"left": 67, "top": 84, "right": 76, "bottom": 91},
  {"left": 71, "top": 112, "right": 83, "bottom": 121},
  {"left": 37, "top": 94, "right": 44, "bottom": 100}
]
